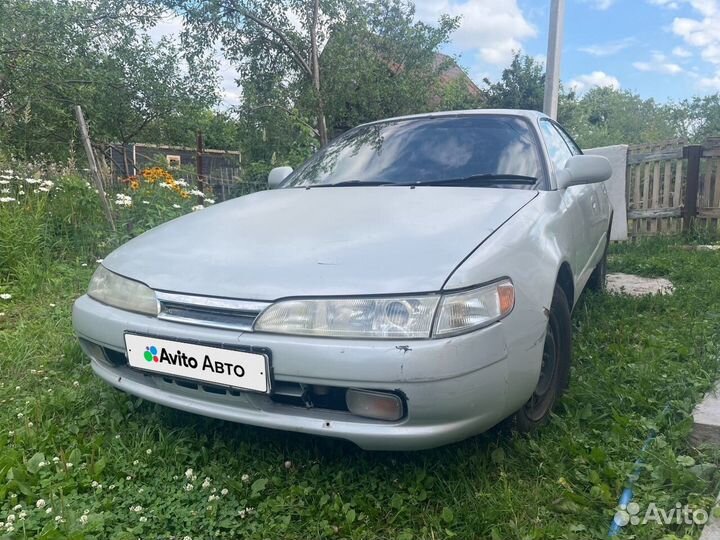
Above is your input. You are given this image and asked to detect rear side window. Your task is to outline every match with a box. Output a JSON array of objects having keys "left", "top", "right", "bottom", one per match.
[{"left": 539, "top": 120, "right": 573, "bottom": 172}]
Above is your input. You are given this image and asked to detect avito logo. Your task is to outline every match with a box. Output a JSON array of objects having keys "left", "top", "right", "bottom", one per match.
[{"left": 144, "top": 345, "right": 159, "bottom": 362}]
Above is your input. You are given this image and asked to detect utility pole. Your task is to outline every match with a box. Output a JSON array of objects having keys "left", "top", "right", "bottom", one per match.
[{"left": 543, "top": 0, "right": 566, "bottom": 119}]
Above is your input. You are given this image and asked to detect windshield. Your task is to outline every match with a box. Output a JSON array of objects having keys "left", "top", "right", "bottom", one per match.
[{"left": 283, "top": 115, "right": 544, "bottom": 188}]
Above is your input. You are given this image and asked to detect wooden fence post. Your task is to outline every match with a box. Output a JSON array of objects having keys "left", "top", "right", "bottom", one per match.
[
  {"left": 75, "top": 105, "right": 116, "bottom": 233},
  {"left": 683, "top": 145, "right": 703, "bottom": 231}
]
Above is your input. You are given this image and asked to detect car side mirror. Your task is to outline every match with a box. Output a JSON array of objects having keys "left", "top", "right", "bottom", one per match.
[
  {"left": 556, "top": 155, "right": 612, "bottom": 189},
  {"left": 268, "top": 166, "right": 293, "bottom": 189}
]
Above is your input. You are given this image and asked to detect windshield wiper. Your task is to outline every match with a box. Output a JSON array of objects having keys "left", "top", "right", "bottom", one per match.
[
  {"left": 398, "top": 174, "right": 538, "bottom": 187},
  {"left": 308, "top": 180, "right": 397, "bottom": 188}
]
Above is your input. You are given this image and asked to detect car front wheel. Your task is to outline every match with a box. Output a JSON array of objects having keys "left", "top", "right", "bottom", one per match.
[{"left": 514, "top": 284, "right": 571, "bottom": 432}]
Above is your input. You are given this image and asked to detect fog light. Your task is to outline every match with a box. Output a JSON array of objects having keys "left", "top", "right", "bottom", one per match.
[{"left": 345, "top": 389, "right": 404, "bottom": 421}]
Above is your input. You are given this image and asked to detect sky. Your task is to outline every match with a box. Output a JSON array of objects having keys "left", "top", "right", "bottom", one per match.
[
  {"left": 152, "top": 0, "right": 720, "bottom": 106},
  {"left": 418, "top": 0, "right": 720, "bottom": 102}
]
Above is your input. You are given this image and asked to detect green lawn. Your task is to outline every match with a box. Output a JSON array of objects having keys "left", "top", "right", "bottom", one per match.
[{"left": 2, "top": 238, "right": 720, "bottom": 539}]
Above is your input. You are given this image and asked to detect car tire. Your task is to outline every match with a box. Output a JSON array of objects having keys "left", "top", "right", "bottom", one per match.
[
  {"left": 514, "top": 284, "right": 572, "bottom": 432},
  {"left": 587, "top": 221, "right": 612, "bottom": 293}
]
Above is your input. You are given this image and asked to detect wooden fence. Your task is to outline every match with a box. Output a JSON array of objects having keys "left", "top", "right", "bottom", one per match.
[{"left": 626, "top": 138, "right": 720, "bottom": 238}]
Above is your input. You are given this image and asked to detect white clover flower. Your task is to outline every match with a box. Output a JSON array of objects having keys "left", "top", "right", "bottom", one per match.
[
  {"left": 0, "top": 179, "right": 9, "bottom": 184},
  {"left": 0, "top": 197, "right": 16, "bottom": 203},
  {"left": 18, "top": 511, "right": 26, "bottom": 520},
  {"left": 142, "top": 200, "right": 150, "bottom": 204},
  {"left": 36, "top": 499, "right": 46, "bottom": 509},
  {"left": 13, "top": 505, "right": 21, "bottom": 511},
  {"left": 146, "top": 449, "right": 152, "bottom": 455},
  {"left": 184, "top": 483, "right": 194, "bottom": 492},
  {"left": 183, "top": 536, "right": 192, "bottom": 540},
  {"left": 79, "top": 514, "right": 88, "bottom": 525},
  {"left": 126, "top": 476, "right": 132, "bottom": 481},
  {"left": 130, "top": 505, "right": 143, "bottom": 513},
  {"left": 95, "top": 259, "right": 103, "bottom": 263},
  {"left": 1, "top": 294, "right": 12, "bottom": 301},
  {"left": 114, "top": 193, "right": 132, "bottom": 207},
  {"left": 91, "top": 480, "right": 99, "bottom": 488},
  {"left": 7, "top": 514, "right": 15, "bottom": 522},
  {"left": 139, "top": 516, "right": 147, "bottom": 522},
  {"left": 109, "top": 484, "right": 115, "bottom": 490},
  {"left": 201, "top": 478, "right": 211, "bottom": 489},
  {"left": 54, "top": 515, "right": 63, "bottom": 522},
  {"left": 73, "top": 381, "right": 79, "bottom": 387},
  {"left": 239, "top": 509, "right": 246, "bottom": 519},
  {"left": 185, "top": 468, "right": 195, "bottom": 480},
  {"left": 133, "top": 460, "right": 139, "bottom": 466},
  {"left": 27, "top": 422, "right": 33, "bottom": 427},
  {"left": 1, "top": 188, "right": 10, "bottom": 194},
  {"left": 172, "top": 204, "right": 181, "bottom": 209},
  {"left": 66, "top": 462, "right": 73, "bottom": 468},
  {"left": 220, "top": 488, "right": 228, "bottom": 496},
  {"left": 241, "top": 474, "right": 250, "bottom": 483},
  {"left": 18, "top": 191, "right": 24, "bottom": 195},
  {"left": 138, "top": 488, "right": 144, "bottom": 494},
  {"left": 4, "top": 525, "right": 13, "bottom": 532},
  {"left": 38, "top": 461, "right": 47, "bottom": 468},
  {"left": 284, "top": 460, "right": 292, "bottom": 469},
  {"left": 81, "top": 263, "right": 88, "bottom": 267},
  {"left": 52, "top": 456, "right": 59, "bottom": 463},
  {"left": 191, "top": 204, "right": 204, "bottom": 212},
  {"left": 46, "top": 507, "right": 52, "bottom": 514},
  {"left": 8, "top": 431, "right": 14, "bottom": 436},
  {"left": 115, "top": 434, "right": 120, "bottom": 439},
  {"left": 205, "top": 198, "right": 215, "bottom": 205},
  {"left": 208, "top": 494, "right": 219, "bottom": 502},
  {"left": 49, "top": 303, "right": 56, "bottom": 307},
  {"left": 25, "top": 178, "right": 41, "bottom": 184}
]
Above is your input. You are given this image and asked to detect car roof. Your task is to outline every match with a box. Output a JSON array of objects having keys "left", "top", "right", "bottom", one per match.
[{"left": 359, "top": 109, "right": 549, "bottom": 127}]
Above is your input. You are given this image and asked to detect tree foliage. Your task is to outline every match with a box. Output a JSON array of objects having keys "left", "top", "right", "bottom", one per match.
[{"left": 0, "top": 0, "right": 218, "bottom": 158}]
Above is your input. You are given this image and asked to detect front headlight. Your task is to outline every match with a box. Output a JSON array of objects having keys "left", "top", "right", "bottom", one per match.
[
  {"left": 433, "top": 279, "right": 515, "bottom": 337},
  {"left": 254, "top": 296, "right": 440, "bottom": 339},
  {"left": 87, "top": 265, "right": 159, "bottom": 316},
  {"left": 254, "top": 278, "right": 515, "bottom": 339}
]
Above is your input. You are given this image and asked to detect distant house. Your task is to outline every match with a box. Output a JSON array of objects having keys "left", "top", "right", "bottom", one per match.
[{"left": 431, "top": 53, "right": 482, "bottom": 100}]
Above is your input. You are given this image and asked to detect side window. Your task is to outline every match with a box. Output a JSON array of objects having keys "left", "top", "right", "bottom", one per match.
[
  {"left": 539, "top": 120, "right": 573, "bottom": 172},
  {"left": 554, "top": 124, "right": 582, "bottom": 155}
]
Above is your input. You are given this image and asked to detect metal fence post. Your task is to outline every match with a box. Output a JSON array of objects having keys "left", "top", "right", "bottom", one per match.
[{"left": 683, "top": 144, "right": 703, "bottom": 231}]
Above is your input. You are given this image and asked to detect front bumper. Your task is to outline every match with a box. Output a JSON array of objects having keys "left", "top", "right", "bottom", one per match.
[{"left": 73, "top": 294, "right": 534, "bottom": 450}]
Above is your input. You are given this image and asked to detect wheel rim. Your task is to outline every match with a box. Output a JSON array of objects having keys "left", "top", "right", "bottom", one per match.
[{"left": 524, "top": 320, "right": 559, "bottom": 422}]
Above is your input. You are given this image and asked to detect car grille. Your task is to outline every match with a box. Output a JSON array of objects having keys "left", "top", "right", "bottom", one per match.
[{"left": 155, "top": 291, "right": 271, "bottom": 332}]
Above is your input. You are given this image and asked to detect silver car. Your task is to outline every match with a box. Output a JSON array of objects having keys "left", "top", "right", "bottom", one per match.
[{"left": 73, "top": 110, "right": 612, "bottom": 450}]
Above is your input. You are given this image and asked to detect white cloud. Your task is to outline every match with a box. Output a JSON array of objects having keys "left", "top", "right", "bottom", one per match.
[
  {"left": 648, "top": 0, "right": 681, "bottom": 8},
  {"left": 632, "top": 52, "right": 684, "bottom": 74},
  {"left": 579, "top": 38, "right": 635, "bottom": 57},
  {"left": 569, "top": 71, "right": 621, "bottom": 93},
  {"left": 415, "top": 0, "right": 536, "bottom": 66},
  {"left": 670, "top": 2, "right": 720, "bottom": 64},
  {"left": 672, "top": 46, "right": 693, "bottom": 57}
]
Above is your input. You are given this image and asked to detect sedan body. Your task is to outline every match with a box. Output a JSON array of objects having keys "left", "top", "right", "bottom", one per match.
[{"left": 73, "top": 109, "right": 612, "bottom": 450}]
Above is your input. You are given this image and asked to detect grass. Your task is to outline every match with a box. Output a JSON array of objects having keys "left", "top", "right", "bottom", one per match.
[{"left": 4, "top": 221, "right": 720, "bottom": 538}]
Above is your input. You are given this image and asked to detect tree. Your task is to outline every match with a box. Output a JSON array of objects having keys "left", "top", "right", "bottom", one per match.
[
  {"left": 0, "top": 0, "right": 218, "bottom": 158},
  {"left": 170, "top": 0, "right": 351, "bottom": 146},
  {"left": 483, "top": 53, "right": 545, "bottom": 111},
  {"left": 562, "top": 87, "right": 676, "bottom": 148}
]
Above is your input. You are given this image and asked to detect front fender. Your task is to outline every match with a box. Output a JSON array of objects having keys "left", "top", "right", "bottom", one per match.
[{"left": 442, "top": 191, "right": 574, "bottom": 414}]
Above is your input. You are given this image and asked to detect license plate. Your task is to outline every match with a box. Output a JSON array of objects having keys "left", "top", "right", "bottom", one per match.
[{"left": 124, "top": 334, "right": 269, "bottom": 393}]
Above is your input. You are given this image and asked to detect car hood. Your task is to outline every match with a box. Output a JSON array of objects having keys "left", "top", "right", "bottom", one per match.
[{"left": 103, "top": 187, "right": 537, "bottom": 300}]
